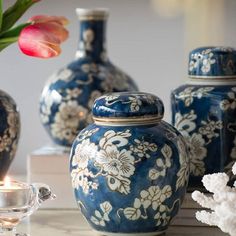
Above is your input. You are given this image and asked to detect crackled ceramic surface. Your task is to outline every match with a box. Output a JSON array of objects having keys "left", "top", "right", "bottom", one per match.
[
  {"left": 70, "top": 92, "right": 189, "bottom": 235},
  {"left": 171, "top": 46, "right": 236, "bottom": 189},
  {"left": 39, "top": 9, "right": 138, "bottom": 147},
  {"left": 0, "top": 90, "right": 20, "bottom": 180}
]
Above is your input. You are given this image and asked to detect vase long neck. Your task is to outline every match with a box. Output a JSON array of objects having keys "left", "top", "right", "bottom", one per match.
[{"left": 76, "top": 19, "right": 108, "bottom": 62}]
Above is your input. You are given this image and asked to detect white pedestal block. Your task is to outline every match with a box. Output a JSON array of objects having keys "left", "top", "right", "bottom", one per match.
[{"left": 27, "top": 146, "right": 77, "bottom": 209}]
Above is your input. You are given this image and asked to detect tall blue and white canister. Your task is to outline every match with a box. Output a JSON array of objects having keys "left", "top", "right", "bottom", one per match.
[
  {"left": 70, "top": 92, "right": 189, "bottom": 236},
  {"left": 171, "top": 46, "right": 236, "bottom": 190}
]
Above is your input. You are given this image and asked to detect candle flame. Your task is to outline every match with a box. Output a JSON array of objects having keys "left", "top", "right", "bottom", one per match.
[{"left": 4, "top": 176, "right": 11, "bottom": 188}]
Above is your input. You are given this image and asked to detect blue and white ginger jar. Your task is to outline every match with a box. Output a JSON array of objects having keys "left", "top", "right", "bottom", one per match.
[
  {"left": 171, "top": 46, "right": 236, "bottom": 190},
  {"left": 39, "top": 8, "right": 138, "bottom": 147},
  {"left": 70, "top": 92, "right": 189, "bottom": 236}
]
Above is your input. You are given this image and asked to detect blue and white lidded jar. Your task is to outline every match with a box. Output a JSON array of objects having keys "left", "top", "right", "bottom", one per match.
[
  {"left": 70, "top": 92, "right": 189, "bottom": 236},
  {"left": 39, "top": 8, "right": 138, "bottom": 147},
  {"left": 171, "top": 46, "right": 236, "bottom": 190}
]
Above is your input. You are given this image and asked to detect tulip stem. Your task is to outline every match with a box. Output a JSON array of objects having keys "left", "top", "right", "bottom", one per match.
[
  {"left": 0, "top": 36, "right": 18, "bottom": 43},
  {"left": 0, "top": 36, "right": 18, "bottom": 51}
]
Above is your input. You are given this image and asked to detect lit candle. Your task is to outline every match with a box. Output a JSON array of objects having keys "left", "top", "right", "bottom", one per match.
[{"left": 0, "top": 177, "right": 30, "bottom": 208}]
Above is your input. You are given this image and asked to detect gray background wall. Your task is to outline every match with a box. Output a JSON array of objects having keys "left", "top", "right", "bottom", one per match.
[{"left": 0, "top": 0, "right": 236, "bottom": 174}]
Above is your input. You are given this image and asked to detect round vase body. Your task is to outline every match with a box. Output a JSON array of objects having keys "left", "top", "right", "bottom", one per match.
[
  {"left": 0, "top": 90, "right": 20, "bottom": 180},
  {"left": 39, "top": 9, "right": 138, "bottom": 147},
  {"left": 70, "top": 92, "right": 189, "bottom": 235},
  {"left": 171, "top": 46, "right": 236, "bottom": 190}
]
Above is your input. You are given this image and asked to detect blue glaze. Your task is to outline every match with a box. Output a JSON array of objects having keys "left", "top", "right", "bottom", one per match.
[
  {"left": 188, "top": 46, "right": 236, "bottom": 77},
  {"left": 70, "top": 92, "right": 189, "bottom": 235},
  {"left": 39, "top": 9, "right": 138, "bottom": 147},
  {"left": 0, "top": 90, "right": 20, "bottom": 180},
  {"left": 78, "top": 19, "right": 106, "bottom": 62},
  {"left": 171, "top": 46, "right": 236, "bottom": 190},
  {"left": 93, "top": 92, "right": 164, "bottom": 118}
]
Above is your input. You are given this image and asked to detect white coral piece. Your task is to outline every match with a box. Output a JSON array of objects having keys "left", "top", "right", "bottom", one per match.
[
  {"left": 192, "top": 162, "right": 236, "bottom": 236},
  {"left": 233, "top": 163, "right": 236, "bottom": 175}
]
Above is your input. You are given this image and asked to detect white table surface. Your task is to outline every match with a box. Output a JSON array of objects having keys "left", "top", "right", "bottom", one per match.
[{"left": 15, "top": 209, "right": 226, "bottom": 236}]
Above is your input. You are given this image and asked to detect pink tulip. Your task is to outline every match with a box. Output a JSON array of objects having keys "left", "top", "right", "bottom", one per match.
[
  {"left": 29, "top": 15, "right": 69, "bottom": 26},
  {"left": 18, "top": 15, "right": 69, "bottom": 58}
]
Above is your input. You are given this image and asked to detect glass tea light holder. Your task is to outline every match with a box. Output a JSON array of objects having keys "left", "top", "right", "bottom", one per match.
[{"left": 0, "top": 177, "right": 55, "bottom": 236}]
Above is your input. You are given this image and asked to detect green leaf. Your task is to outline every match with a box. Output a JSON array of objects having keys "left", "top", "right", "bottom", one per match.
[
  {"left": 0, "top": 22, "right": 31, "bottom": 38},
  {"left": 0, "top": 36, "right": 18, "bottom": 44},
  {"left": 2, "top": 0, "right": 38, "bottom": 32},
  {"left": 0, "top": 36, "right": 18, "bottom": 51},
  {"left": 0, "top": 22, "right": 30, "bottom": 51},
  {"left": 0, "top": 0, "right": 2, "bottom": 31}
]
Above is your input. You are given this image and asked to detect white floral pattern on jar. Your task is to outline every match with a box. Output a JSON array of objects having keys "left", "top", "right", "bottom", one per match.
[
  {"left": 130, "top": 139, "right": 157, "bottom": 159},
  {"left": 220, "top": 87, "right": 236, "bottom": 111},
  {"left": 51, "top": 101, "right": 88, "bottom": 143},
  {"left": 178, "top": 87, "right": 214, "bottom": 107},
  {"left": 174, "top": 109, "right": 222, "bottom": 177},
  {"left": 187, "top": 133, "right": 207, "bottom": 176},
  {"left": 201, "top": 52, "right": 216, "bottom": 73},
  {"left": 83, "top": 29, "right": 94, "bottom": 51}
]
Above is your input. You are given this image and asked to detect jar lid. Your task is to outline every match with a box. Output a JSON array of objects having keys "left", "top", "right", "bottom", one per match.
[
  {"left": 188, "top": 46, "right": 236, "bottom": 79},
  {"left": 92, "top": 92, "right": 164, "bottom": 125},
  {"left": 76, "top": 8, "right": 109, "bottom": 21}
]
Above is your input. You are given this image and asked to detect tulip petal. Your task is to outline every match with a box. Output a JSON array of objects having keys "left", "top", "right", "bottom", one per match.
[
  {"left": 18, "top": 14, "right": 69, "bottom": 58},
  {"left": 29, "top": 15, "right": 69, "bottom": 25},
  {"left": 18, "top": 24, "right": 61, "bottom": 58},
  {"left": 35, "top": 22, "right": 69, "bottom": 42}
]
